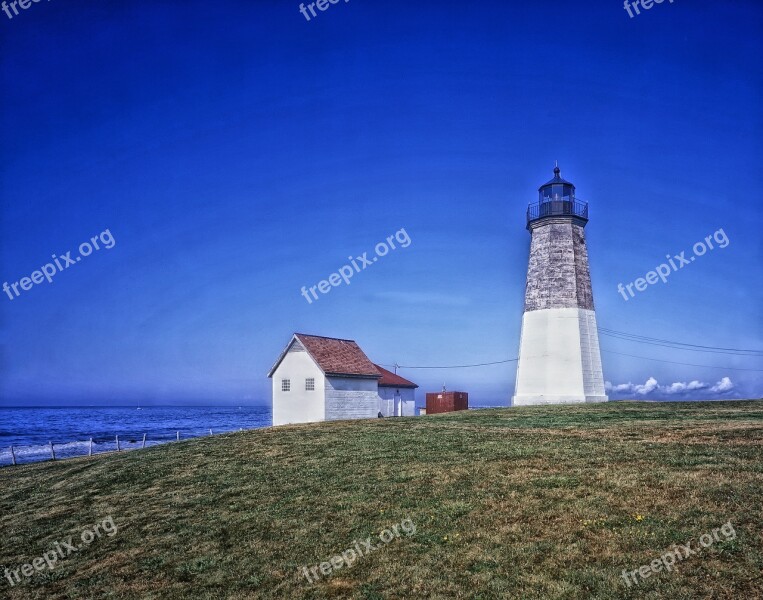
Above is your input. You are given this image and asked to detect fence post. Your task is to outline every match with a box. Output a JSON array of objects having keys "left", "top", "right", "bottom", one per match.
[
  {"left": 142, "top": 433, "right": 147, "bottom": 449},
  {"left": 89, "top": 438, "right": 93, "bottom": 456},
  {"left": 10, "top": 446, "right": 16, "bottom": 466},
  {"left": 49, "top": 441, "right": 56, "bottom": 461},
  {"left": 115, "top": 435, "right": 120, "bottom": 452},
  {"left": 176, "top": 431, "right": 180, "bottom": 441}
]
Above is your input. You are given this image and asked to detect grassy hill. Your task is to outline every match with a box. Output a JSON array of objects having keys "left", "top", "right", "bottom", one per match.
[{"left": 1, "top": 400, "right": 762, "bottom": 599}]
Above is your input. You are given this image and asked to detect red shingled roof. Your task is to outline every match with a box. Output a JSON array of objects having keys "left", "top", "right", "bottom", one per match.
[
  {"left": 374, "top": 364, "right": 418, "bottom": 388},
  {"left": 294, "top": 333, "right": 380, "bottom": 378}
]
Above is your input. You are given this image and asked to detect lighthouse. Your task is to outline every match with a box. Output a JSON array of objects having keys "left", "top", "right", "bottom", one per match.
[{"left": 512, "top": 164, "right": 608, "bottom": 406}]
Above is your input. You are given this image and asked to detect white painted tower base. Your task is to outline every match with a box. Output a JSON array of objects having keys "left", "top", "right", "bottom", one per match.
[{"left": 512, "top": 307, "right": 607, "bottom": 406}]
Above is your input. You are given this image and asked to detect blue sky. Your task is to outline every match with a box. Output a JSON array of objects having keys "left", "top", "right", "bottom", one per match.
[{"left": 1, "top": 0, "right": 761, "bottom": 406}]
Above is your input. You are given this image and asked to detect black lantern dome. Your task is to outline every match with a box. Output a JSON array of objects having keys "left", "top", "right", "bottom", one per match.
[
  {"left": 526, "top": 163, "right": 588, "bottom": 228},
  {"left": 538, "top": 164, "right": 575, "bottom": 203}
]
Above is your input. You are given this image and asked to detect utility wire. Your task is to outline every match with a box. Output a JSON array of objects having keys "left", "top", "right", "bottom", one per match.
[
  {"left": 598, "top": 327, "right": 762, "bottom": 356},
  {"left": 381, "top": 327, "right": 762, "bottom": 370},
  {"left": 600, "top": 349, "right": 763, "bottom": 372},
  {"left": 598, "top": 334, "right": 760, "bottom": 356},
  {"left": 384, "top": 354, "right": 762, "bottom": 372},
  {"left": 379, "top": 358, "right": 517, "bottom": 370},
  {"left": 598, "top": 328, "right": 762, "bottom": 352}
]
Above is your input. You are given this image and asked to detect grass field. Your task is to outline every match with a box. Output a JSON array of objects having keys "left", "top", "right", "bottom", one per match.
[{"left": 1, "top": 400, "right": 762, "bottom": 599}]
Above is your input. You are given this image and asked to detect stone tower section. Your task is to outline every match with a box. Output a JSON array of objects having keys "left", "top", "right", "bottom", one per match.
[{"left": 512, "top": 165, "right": 608, "bottom": 406}]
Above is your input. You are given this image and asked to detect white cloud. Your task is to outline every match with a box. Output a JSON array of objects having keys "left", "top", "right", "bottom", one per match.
[
  {"left": 606, "top": 376, "right": 734, "bottom": 398},
  {"left": 605, "top": 377, "right": 658, "bottom": 395},
  {"left": 710, "top": 377, "right": 734, "bottom": 393},
  {"left": 664, "top": 380, "right": 708, "bottom": 394}
]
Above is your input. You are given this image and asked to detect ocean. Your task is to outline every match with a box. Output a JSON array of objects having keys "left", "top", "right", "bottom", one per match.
[{"left": 0, "top": 406, "right": 272, "bottom": 467}]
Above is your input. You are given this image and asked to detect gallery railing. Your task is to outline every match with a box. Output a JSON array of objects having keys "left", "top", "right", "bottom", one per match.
[{"left": 526, "top": 198, "right": 589, "bottom": 226}]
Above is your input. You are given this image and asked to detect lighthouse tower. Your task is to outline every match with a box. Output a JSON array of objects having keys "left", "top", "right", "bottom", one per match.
[{"left": 512, "top": 165, "right": 608, "bottom": 406}]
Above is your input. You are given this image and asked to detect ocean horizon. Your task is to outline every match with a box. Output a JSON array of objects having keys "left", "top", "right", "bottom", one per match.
[
  {"left": 0, "top": 405, "right": 273, "bottom": 466},
  {"left": 0, "top": 403, "right": 519, "bottom": 465}
]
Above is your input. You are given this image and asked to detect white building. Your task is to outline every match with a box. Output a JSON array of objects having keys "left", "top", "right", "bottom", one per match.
[
  {"left": 375, "top": 364, "right": 417, "bottom": 418},
  {"left": 268, "top": 333, "right": 418, "bottom": 426}
]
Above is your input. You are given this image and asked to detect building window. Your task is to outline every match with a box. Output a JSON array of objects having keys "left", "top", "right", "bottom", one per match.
[
  {"left": 305, "top": 378, "right": 315, "bottom": 391},
  {"left": 281, "top": 379, "right": 290, "bottom": 392}
]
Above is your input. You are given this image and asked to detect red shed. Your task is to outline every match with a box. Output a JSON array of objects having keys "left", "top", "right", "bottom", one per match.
[{"left": 425, "top": 391, "right": 468, "bottom": 414}]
